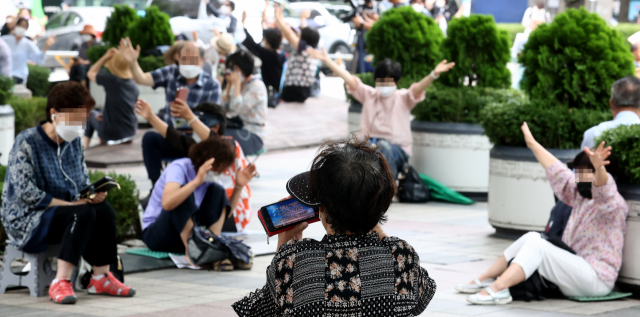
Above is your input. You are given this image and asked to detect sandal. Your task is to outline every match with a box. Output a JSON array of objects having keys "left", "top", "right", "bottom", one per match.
[{"left": 213, "top": 259, "right": 234, "bottom": 271}]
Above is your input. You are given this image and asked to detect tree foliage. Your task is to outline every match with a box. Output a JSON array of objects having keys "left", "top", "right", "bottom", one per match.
[
  {"left": 441, "top": 15, "right": 511, "bottom": 88},
  {"left": 596, "top": 124, "right": 640, "bottom": 185},
  {"left": 102, "top": 4, "right": 139, "bottom": 46},
  {"left": 127, "top": 5, "right": 174, "bottom": 53},
  {"left": 366, "top": 6, "right": 443, "bottom": 81},
  {"left": 519, "top": 8, "right": 635, "bottom": 111}
]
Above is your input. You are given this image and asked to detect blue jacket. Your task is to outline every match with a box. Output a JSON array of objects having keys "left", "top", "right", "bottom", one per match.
[{"left": 1, "top": 123, "right": 90, "bottom": 250}]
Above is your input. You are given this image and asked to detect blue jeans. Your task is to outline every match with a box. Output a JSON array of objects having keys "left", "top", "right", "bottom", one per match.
[{"left": 369, "top": 138, "right": 409, "bottom": 179}]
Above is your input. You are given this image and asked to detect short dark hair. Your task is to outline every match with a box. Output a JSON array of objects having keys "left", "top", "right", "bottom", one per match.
[
  {"left": 226, "top": 50, "right": 254, "bottom": 77},
  {"left": 301, "top": 27, "right": 320, "bottom": 49},
  {"left": 188, "top": 135, "right": 236, "bottom": 172},
  {"left": 193, "top": 102, "right": 227, "bottom": 135},
  {"left": 46, "top": 81, "right": 96, "bottom": 122},
  {"left": 570, "top": 150, "right": 619, "bottom": 177},
  {"left": 611, "top": 76, "right": 640, "bottom": 109},
  {"left": 15, "top": 18, "right": 28, "bottom": 28},
  {"left": 374, "top": 58, "right": 403, "bottom": 83},
  {"left": 308, "top": 136, "right": 395, "bottom": 234},
  {"left": 263, "top": 28, "right": 282, "bottom": 50},
  {"left": 227, "top": 1, "right": 235, "bottom": 11}
]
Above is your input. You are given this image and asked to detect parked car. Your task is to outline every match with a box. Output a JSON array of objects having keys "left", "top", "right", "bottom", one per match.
[{"left": 37, "top": 7, "right": 113, "bottom": 52}]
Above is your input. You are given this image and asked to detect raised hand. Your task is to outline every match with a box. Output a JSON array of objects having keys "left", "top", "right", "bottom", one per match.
[
  {"left": 300, "top": 9, "right": 311, "bottom": 21},
  {"left": 236, "top": 164, "right": 257, "bottom": 188},
  {"left": 118, "top": 37, "right": 140, "bottom": 65},
  {"left": 521, "top": 121, "right": 537, "bottom": 148},
  {"left": 134, "top": 99, "right": 154, "bottom": 121},
  {"left": 584, "top": 141, "right": 612, "bottom": 171},
  {"left": 169, "top": 98, "right": 195, "bottom": 121},
  {"left": 104, "top": 47, "right": 117, "bottom": 60},
  {"left": 45, "top": 35, "right": 56, "bottom": 49},
  {"left": 306, "top": 47, "right": 328, "bottom": 61},
  {"left": 195, "top": 158, "right": 215, "bottom": 185},
  {"left": 434, "top": 59, "right": 455, "bottom": 76}
]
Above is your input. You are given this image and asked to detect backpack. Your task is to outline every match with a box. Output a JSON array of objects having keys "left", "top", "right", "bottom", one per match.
[
  {"left": 544, "top": 200, "right": 573, "bottom": 239},
  {"left": 397, "top": 163, "right": 430, "bottom": 203}
]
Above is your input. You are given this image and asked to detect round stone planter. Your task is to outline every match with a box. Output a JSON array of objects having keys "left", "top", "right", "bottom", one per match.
[
  {"left": 90, "top": 83, "right": 165, "bottom": 124},
  {"left": 348, "top": 101, "right": 362, "bottom": 136},
  {"left": 409, "top": 121, "right": 493, "bottom": 200},
  {"left": 488, "top": 146, "right": 581, "bottom": 233},
  {"left": 617, "top": 184, "right": 640, "bottom": 289}
]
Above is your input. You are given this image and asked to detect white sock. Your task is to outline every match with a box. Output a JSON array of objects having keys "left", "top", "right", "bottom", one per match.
[{"left": 92, "top": 274, "right": 106, "bottom": 280}]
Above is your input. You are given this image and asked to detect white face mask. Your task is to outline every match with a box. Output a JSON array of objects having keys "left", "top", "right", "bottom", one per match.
[
  {"left": 435, "top": 0, "right": 446, "bottom": 8},
  {"left": 81, "top": 34, "right": 93, "bottom": 43},
  {"left": 14, "top": 26, "right": 27, "bottom": 37},
  {"left": 52, "top": 114, "right": 84, "bottom": 142},
  {"left": 220, "top": 5, "right": 231, "bottom": 15},
  {"left": 376, "top": 85, "right": 397, "bottom": 97},
  {"left": 179, "top": 64, "right": 202, "bottom": 79},
  {"left": 204, "top": 171, "right": 224, "bottom": 184},
  {"left": 412, "top": 3, "right": 425, "bottom": 12}
]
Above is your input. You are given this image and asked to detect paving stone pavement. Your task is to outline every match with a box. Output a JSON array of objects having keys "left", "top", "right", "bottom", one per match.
[{"left": 2, "top": 77, "right": 639, "bottom": 316}]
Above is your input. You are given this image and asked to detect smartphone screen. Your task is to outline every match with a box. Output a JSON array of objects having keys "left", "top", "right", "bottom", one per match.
[{"left": 265, "top": 199, "right": 317, "bottom": 230}]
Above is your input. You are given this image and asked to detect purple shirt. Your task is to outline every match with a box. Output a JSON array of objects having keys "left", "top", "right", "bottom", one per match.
[
  {"left": 546, "top": 161, "right": 628, "bottom": 289},
  {"left": 142, "top": 158, "right": 210, "bottom": 230}
]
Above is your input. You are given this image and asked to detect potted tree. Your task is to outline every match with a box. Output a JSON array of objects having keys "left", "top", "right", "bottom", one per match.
[
  {"left": 482, "top": 8, "right": 634, "bottom": 233},
  {"left": 596, "top": 125, "right": 640, "bottom": 290},
  {"left": 87, "top": 5, "right": 173, "bottom": 123}
]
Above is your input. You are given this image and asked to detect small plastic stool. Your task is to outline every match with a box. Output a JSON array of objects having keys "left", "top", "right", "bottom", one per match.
[{"left": 0, "top": 244, "right": 60, "bottom": 297}]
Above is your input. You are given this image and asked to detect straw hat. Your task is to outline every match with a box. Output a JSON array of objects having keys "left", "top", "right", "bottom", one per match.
[
  {"left": 210, "top": 33, "right": 237, "bottom": 56},
  {"left": 79, "top": 24, "right": 97, "bottom": 37},
  {"left": 105, "top": 51, "right": 133, "bottom": 80},
  {"left": 163, "top": 40, "right": 185, "bottom": 66}
]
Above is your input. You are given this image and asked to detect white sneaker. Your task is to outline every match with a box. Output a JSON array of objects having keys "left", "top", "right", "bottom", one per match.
[
  {"left": 467, "top": 287, "right": 512, "bottom": 305},
  {"left": 454, "top": 278, "right": 495, "bottom": 294}
]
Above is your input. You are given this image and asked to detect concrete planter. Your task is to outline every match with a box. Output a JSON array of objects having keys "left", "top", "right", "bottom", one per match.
[
  {"left": 409, "top": 121, "right": 492, "bottom": 200},
  {"left": 0, "top": 105, "right": 15, "bottom": 166},
  {"left": 348, "top": 101, "right": 362, "bottom": 135},
  {"left": 617, "top": 184, "right": 640, "bottom": 289},
  {"left": 488, "top": 146, "right": 580, "bottom": 233},
  {"left": 90, "top": 83, "right": 165, "bottom": 123}
]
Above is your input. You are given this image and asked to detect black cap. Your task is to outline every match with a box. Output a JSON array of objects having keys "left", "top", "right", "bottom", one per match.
[{"left": 286, "top": 172, "right": 321, "bottom": 207}]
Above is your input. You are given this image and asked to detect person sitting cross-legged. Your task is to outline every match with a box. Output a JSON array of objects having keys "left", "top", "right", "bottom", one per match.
[
  {"left": 1, "top": 82, "right": 135, "bottom": 305},
  {"left": 141, "top": 136, "right": 256, "bottom": 269},
  {"left": 456, "top": 122, "right": 628, "bottom": 305}
]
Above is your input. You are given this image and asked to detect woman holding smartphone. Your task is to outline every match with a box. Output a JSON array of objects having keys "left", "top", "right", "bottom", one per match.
[
  {"left": 1, "top": 82, "right": 135, "bottom": 305},
  {"left": 233, "top": 137, "right": 436, "bottom": 316}
]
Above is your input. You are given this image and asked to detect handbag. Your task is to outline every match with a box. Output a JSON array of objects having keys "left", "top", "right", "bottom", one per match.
[
  {"left": 267, "top": 85, "right": 279, "bottom": 108},
  {"left": 397, "top": 163, "right": 430, "bottom": 203},
  {"left": 187, "top": 226, "right": 230, "bottom": 266}
]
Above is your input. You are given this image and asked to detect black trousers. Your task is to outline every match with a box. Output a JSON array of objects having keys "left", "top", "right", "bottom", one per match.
[
  {"left": 280, "top": 85, "right": 311, "bottom": 103},
  {"left": 46, "top": 202, "right": 117, "bottom": 267},
  {"left": 143, "top": 183, "right": 234, "bottom": 254},
  {"left": 142, "top": 131, "right": 186, "bottom": 183}
]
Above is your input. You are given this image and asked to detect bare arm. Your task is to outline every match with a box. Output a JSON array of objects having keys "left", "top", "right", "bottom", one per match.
[
  {"left": 300, "top": 9, "right": 310, "bottom": 29},
  {"left": 135, "top": 99, "right": 168, "bottom": 137},
  {"left": 168, "top": 99, "right": 211, "bottom": 141},
  {"left": 274, "top": 4, "right": 299, "bottom": 50},
  {"left": 119, "top": 37, "right": 154, "bottom": 86},
  {"left": 584, "top": 142, "right": 612, "bottom": 188},
  {"left": 87, "top": 48, "right": 116, "bottom": 82},
  {"left": 161, "top": 158, "right": 214, "bottom": 211},
  {"left": 522, "top": 122, "right": 559, "bottom": 169},
  {"left": 308, "top": 47, "right": 357, "bottom": 91},
  {"left": 411, "top": 60, "right": 455, "bottom": 99}
]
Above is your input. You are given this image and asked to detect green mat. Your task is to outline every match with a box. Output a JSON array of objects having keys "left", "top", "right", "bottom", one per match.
[
  {"left": 125, "top": 248, "right": 184, "bottom": 259},
  {"left": 567, "top": 292, "right": 633, "bottom": 302},
  {"left": 419, "top": 174, "right": 475, "bottom": 205}
]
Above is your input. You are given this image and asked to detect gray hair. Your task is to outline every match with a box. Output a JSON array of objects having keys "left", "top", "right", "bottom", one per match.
[
  {"left": 611, "top": 76, "right": 640, "bottom": 109},
  {"left": 177, "top": 42, "right": 205, "bottom": 59}
]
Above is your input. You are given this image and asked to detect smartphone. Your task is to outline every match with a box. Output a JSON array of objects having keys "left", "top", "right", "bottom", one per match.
[
  {"left": 258, "top": 198, "right": 320, "bottom": 237},
  {"left": 175, "top": 87, "right": 189, "bottom": 102}
]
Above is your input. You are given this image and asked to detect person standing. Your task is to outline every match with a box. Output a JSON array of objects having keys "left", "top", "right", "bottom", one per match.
[
  {"left": 522, "top": 0, "right": 551, "bottom": 33},
  {"left": 241, "top": 11, "right": 284, "bottom": 97},
  {"left": 206, "top": 0, "right": 238, "bottom": 34},
  {"left": 69, "top": 24, "right": 100, "bottom": 87},
  {"left": 1, "top": 18, "right": 55, "bottom": 84},
  {"left": 83, "top": 48, "right": 140, "bottom": 148}
]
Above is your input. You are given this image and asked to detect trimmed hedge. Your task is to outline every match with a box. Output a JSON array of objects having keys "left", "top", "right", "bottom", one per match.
[
  {"left": 596, "top": 124, "right": 640, "bottom": 185},
  {"left": 127, "top": 6, "right": 174, "bottom": 53},
  {"left": 9, "top": 96, "right": 48, "bottom": 135},
  {"left": 0, "top": 76, "right": 14, "bottom": 105},
  {"left": 496, "top": 23, "right": 525, "bottom": 46},
  {"left": 480, "top": 101, "right": 612, "bottom": 149},
  {"left": 89, "top": 171, "right": 141, "bottom": 242},
  {"left": 612, "top": 23, "right": 640, "bottom": 45},
  {"left": 86, "top": 45, "right": 166, "bottom": 73},
  {"left": 102, "top": 4, "right": 139, "bottom": 46},
  {"left": 26, "top": 64, "right": 51, "bottom": 97}
]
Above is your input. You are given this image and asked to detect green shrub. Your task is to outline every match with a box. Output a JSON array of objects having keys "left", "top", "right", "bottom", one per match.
[
  {"left": 102, "top": 4, "right": 139, "bottom": 46},
  {"left": 366, "top": 6, "right": 443, "bottom": 81},
  {"left": 9, "top": 96, "right": 48, "bottom": 135},
  {"left": 480, "top": 101, "right": 612, "bottom": 149},
  {"left": 127, "top": 5, "right": 174, "bottom": 53},
  {"left": 496, "top": 23, "right": 526, "bottom": 46},
  {"left": 89, "top": 171, "right": 141, "bottom": 242},
  {"left": 86, "top": 44, "right": 113, "bottom": 65},
  {"left": 519, "top": 8, "right": 634, "bottom": 111},
  {"left": 0, "top": 76, "right": 14, "bottom": 105},
  {"left": 596, "top": 124, "right": 640, "bottom": 185},
  {"left": 612, "top": 23, "right": 640, "bottom": 44},
  {"left": 441, "top": 15, "right": 511, "bottom": 88},
  {"left": 138, "top": 55, "right": 166, "bottom": 73},
  {"left": 413, "top": 87, "right": 527, "bottom": 123},
  {"left": 26, "top": 65, "right": 51, "bottom": 97}
]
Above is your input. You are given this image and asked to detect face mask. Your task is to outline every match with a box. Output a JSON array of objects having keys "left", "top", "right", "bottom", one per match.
[
  {"left": 376, "top": 86, "right": 397, "bottom": 97},
  {"left": 435, "top": 0, "right": 445, "bottom": 7},
  {"left": 204, "top": 171, "right": 224, "bottom": 184},
  {"left": 13, "top": 26, "right": 27, "bottom": 37},
  {"left": 179, "top": 64, "right": 202, "bottom": 79},
  {"left": 220, "top": 5, "right": 231, "bottom": 15},
  {"left": 81, "top": 34, "right": 93, "bottom": 42},
  {"left": 53, "top": 114, "right": 84, "bottom": 142},
  {"left": 412, "top": 3, "right": 425, "bottom": 12},
  {"left": 238, "top": 70, "right": 246, "bottom": 83},
  {"left": 577, "top": 182, "right": 593, "bottom": 199}
]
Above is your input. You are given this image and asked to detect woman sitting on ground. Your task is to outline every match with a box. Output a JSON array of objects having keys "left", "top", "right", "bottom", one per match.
[
  {"left": 456, "top": 122, "right": 628, "bottom": 305},
  {"left": 1, "top": 82, "right": 135, "bottom": 305},
  {"left": 141, "top": 136, "right": 256, "bottom": 269},
  {"left": 233, "top": 138, "right": 436, "bottom": 316},
  {"left": 222, "top": 50, "right": 268, "bottom": 145},
  {"left": 307, "top": 47, "right": 454, "bottom": 178},
  {"left": 83, "top": 48, "right": 139, "bottom": 148}
]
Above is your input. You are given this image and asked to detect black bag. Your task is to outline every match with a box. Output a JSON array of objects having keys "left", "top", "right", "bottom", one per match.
[
  {"left": 187, "top": 226, "right": 231, "bottom": 266},
  {"left": 267, "top": 85, "right": 279, "bottom": 108},
  {"left": 544, "top": 200, "right": 573, "bottom": 239},
  {"left": 397, "top": 163, "right": 430, "bottom": 203},
  {"left": 227, "top": 116, "right": 245, "bottom": 130}
]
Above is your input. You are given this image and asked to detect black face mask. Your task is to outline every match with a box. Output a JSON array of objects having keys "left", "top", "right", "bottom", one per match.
[{"left": 577, "top": 182, "right": 592, "bottom": 199}]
